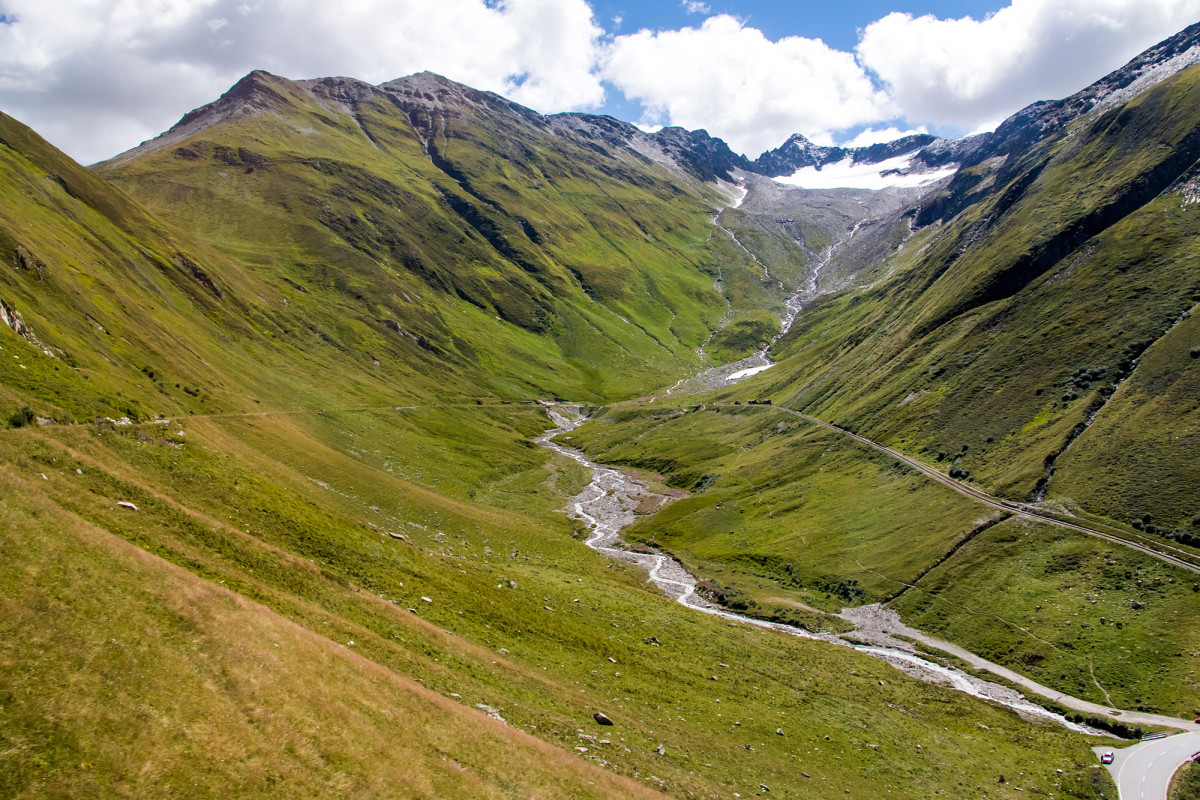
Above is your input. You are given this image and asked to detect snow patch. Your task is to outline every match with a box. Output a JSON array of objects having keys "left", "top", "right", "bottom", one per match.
[
  {"left": 728, "top": 363, "right": 774, "bottom": 381},
  {"left": 714, "top": 179, "right": 748, "bottom": 209},
  {"left": 775, "top": 153, "right": 957, "bottom": 190}
]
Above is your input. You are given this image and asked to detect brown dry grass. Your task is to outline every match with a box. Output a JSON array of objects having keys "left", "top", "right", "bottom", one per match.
[{"left": 0, "top": 466, "right": 667, "bottom": 800}]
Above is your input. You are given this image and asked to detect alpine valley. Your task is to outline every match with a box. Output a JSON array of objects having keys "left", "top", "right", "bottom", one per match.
[{"left": 3, "top": 19, "right": 1200, "bottom": 800}]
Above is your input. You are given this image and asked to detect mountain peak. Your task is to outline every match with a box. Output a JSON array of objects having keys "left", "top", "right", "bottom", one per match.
[{"left": 96, "top": 69, "right": 305, "bottom": 167}]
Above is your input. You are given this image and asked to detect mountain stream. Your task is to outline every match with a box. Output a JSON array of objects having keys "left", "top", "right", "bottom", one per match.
[{"left": 536, "top": 405, "right": 1099, "bottom": 736}]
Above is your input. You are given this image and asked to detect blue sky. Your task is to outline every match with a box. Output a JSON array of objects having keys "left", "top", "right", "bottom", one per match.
[
  {"left": 586, "top": 0, "right": 1014, "bottom": 141},
  {"left": 593, "top": 1, "right": 1007, "bottom": 50},
  {"left": 0, "top": 0, "right": 1197, "bottom": 163}
]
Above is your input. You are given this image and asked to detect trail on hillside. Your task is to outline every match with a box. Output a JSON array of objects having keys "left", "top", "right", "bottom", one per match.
[{"left": 534, "top": 406, "right": 1124, "bottom": 737}]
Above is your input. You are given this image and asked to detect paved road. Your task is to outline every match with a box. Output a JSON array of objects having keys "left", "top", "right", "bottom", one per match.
[
  {"left": 754, "top": 406, "right": 1200, "bottom": 577},
  {"left": 1096, "top": 732, "right": 1200, "bottom": 800}
]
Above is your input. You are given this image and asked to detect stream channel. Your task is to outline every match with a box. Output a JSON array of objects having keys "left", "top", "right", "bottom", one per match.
[
  {"left": 536, "top": 406, "right": 1099, "bottom": 736},
  {"left": 537, "top": 187, "right": 1102, "bottom": 736}
]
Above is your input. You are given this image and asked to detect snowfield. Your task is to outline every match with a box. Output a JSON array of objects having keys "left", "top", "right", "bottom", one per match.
[
  {"left": 727, "top": 363, "right": 774, "bottom": 380},
  {"left": 774, "top": 153, "right": 957, "bottom": 190}
]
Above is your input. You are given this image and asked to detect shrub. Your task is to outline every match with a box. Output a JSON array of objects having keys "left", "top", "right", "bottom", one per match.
[{"left": 7, "top": 406, "right": 35, "bottom": 429}]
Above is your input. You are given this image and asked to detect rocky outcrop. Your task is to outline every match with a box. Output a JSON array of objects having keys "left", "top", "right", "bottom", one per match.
[
  {"left": 916, "top": 21, "right": 1200, "bottom": 226},
  {"left": 751, "top": 133, "right": 939, "bottom": 178},
  {"left": 0, "top": 296, "right": 56, "bottom": 356}
]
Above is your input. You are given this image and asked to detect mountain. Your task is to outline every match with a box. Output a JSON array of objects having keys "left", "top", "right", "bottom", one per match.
[
  {"left": 915, "top": 19, "right": 1200, "bottom": 225},
  {"left": 563, "top": 24, "right": 1200, "bottom": 723},
  {"left": 7, "top": 18, "right": 1200, "bottom": 800},
  {"left": 751, "top": 131, "right": 940, "bottom": 178},
  {"left": 0, "top": 103, "right": 1105, "bottom": 800},
  {"left": 97, "top": 69, "right": 762, "bottom": 402}
]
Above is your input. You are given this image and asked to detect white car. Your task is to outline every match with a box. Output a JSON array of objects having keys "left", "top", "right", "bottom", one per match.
[{"left": 1100, "top": 752, "right": 1115, "bottom": 765}]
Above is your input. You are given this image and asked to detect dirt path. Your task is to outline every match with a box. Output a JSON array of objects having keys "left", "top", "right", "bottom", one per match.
[
  {"left": 840, "top": 605, "right": 1198, "bottom": 733},
  {"left": 752, "top": 405, "right": 1200, "bottom": 576}
]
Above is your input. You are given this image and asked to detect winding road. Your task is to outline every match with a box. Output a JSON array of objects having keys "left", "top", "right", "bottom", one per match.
[
  {"left": 538, "top": 405, "right": 1200, "bottom": 800},
  {"left": 743, "top": 405, "right": 1200, "bottom": 577},
  {"left": 1096, "top": 734, "right": 1200, "bottom": 800}
]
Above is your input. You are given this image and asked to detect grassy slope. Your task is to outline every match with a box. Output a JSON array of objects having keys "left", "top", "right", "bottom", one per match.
[
  {"left": 0, "top": 105, "right": 1118, "bottom": 797},
  {"left": 559, "top": 67, "right": 1200, "bottom": 721},
  {"left": 96, "top": 72, "right": 747, "bottom": 400},
  {"left": 891, "top": 516, "right": 1200, "bottom": 717},
  {"left": 764, "top": 65, "right": 1200, "bottom": 516},
  {"left": 1173, "top": 761, "right": 1200, "bottom": 800},
  {"left": 0, "top": 412, "right": 1115, "bottom": 800},
  {"left": 563, "top": 404, "right": 992, "bottom": 613},
  {"left": 1052, "top": 305, "right": 1200, "bottom": 533},
  {"left": 0, "top": 461, "right": 665, "bottom": 800}
]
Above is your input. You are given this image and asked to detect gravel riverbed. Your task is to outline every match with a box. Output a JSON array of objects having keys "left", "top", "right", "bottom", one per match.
[{"left": 537, "top": 405, "right": 1100, "bottom": 736}]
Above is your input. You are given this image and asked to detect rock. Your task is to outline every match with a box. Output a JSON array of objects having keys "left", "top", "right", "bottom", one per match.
[
  {"left": 450, "top": 693, "right": 461, "bottom": 700},
  {"left": 655, "top": 744, "right": 665, "bottom": 755},
  {"left": 475, "top": 704, "right": 506, "bottom": 724},
  {"left": 608, "top": 657, "right": 617, "bottom": 663},
  {"left": 117, "top": 501, "right": 138, "bottom": 511},
  {"left": 776, "top": 728, "right": 784, "bottom": 736},
  {"left": 593, "top": 712, "right": 614, "bottom": 726},
  {"left": 421, "top": 596, "right": 432, "bottom": 603},
  {"left": 543, "top": 605, "right": 554, "bottom": 612}
]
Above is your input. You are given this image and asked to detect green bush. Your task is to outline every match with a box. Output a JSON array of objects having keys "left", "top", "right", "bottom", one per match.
[{"left": 7, "top": 406, "right": 35, "bottom": 429}]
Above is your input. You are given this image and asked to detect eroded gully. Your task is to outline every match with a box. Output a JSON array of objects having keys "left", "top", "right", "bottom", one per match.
[{"left": 535, "top": 405, "right": 1101, "bottom": 737}]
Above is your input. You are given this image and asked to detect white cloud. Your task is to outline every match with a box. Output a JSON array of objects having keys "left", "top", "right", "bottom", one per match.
[
  {"left": 0, "top": 0, "right": 606, "bottom": 163},
  {"left": 1, "top": 0, "right": 1198, "bottom": 167},
  {"left": 604, "top": 15, "right": 893, "bottom": 158},
  {"left": 857, "top": 0, "right": 1200, "bottom": 129}
]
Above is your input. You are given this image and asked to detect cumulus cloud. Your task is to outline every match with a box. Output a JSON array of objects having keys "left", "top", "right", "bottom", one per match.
[
  {"left": 0, "top": 0, "right": 605, "bottom": 163},
  {"left": 1, "top": 0, "right": 1198, "bottom": 166},
  {"left": 857, "top": 0, "right": 1200, "bottom": 129},
  {"left": 604, "top": 15, "right": 893, "bottom": 158}
]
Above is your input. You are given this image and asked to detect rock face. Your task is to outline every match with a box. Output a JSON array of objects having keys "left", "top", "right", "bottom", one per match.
[
  {"left": 915, "top": 19, "right": 1200, "bottom": 226},
  {"left": 750, "top": 133, "right": 940, "bottom": 178}
]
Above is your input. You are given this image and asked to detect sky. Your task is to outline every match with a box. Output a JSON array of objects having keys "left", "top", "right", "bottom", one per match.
[{"left": 0, "top": 0, "right": 1198, "bottom": 164}]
